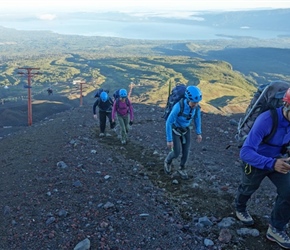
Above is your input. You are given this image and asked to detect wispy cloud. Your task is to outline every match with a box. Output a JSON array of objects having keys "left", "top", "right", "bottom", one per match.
[
  {"left": 130, "top": 11, "right": 204, "bottom": 21},
  {"left": 37, "top": 14, "right": 56, "bottom": 21}
]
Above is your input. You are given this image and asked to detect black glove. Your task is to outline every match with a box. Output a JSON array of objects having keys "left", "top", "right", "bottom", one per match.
[
  {"left": 129, "top": 121, "right": 133, "bottom": 126},
  {"left": 111, "top": 122, "right": 116, "bottom": 129}
]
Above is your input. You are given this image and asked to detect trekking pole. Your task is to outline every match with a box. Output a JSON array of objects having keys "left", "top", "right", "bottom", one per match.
[
  {"left": 168, "top": 81, "right": 172, "bottom": 96},
  {"left": 238, "top": 85, "right": 269, "bottom": 130}
]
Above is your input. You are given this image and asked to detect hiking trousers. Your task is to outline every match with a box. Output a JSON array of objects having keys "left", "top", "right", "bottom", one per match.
[
  {"left": 117, "top": 114, "right": 129, "bottom": 141},
  {"left": 99, "top": 110, "right": 113, "bottom": 133},
  {"left": 165, "top": 129, "right": 191, "bottom": 168},
  {"left": 235, "top": 164, "right": 290, "bottom": 230}
]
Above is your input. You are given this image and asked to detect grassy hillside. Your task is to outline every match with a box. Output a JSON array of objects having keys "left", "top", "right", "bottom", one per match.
[
  {"left": 1, "top": 26, "right": 290, "bottom": 115},
  {"left": 0, "top": 54, "right": 256, "bottom": 115}
]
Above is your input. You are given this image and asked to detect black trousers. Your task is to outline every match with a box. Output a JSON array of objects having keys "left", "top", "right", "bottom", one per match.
[
  {"left": 235, "top": 164, "right": 290, "bottom": 230},
  {"left": 165, "top": 129, "right": 191, "bottom": 168},
  {"left": 99, "top": 111, "right": 113, "bottom": 133}
]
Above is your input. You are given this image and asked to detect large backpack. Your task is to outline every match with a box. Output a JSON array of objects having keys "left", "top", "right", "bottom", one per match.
[
  {"left": 235, "top": 80, "right": 290, "bottom": 148},
  {"left": 113, "top": 89, "right": 121, "bottom": 100},
  {"left": 163, "top": 84, "right": 187, "bottom": 120},
  {"left": 94, "top": 88, "right": 109, "bottom": 98}
]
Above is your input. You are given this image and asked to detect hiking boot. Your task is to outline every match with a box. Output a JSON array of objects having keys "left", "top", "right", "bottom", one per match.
[
  {"left": 105, "top": 133, "right": 111, "bottom": 137},
  {"left": 235, "top": 211, "right": 254, "bottom": 225},
  {"left": 99, "top": 133, "right": 105, "bottom": 137},
  {"left": 164, "top": 160, "right": 172, "bottom": 174},
  {"left": 177, "top": 169, "right": 189, "bottom": 180},
  {"left": 266, "top": 224, "right": 290, "bottom": 249},
  {"left": 121, "top": 140, "right": 126, "bottom": 145}
]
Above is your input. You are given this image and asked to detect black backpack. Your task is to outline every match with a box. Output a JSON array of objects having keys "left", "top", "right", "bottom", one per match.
[{"left": 235, "top": 80, "right": 290, "bottom": 148}]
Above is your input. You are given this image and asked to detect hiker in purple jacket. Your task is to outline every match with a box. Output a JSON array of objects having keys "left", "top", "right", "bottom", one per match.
[
  {"left": 111, "top": 89, "right": 134, "bottom": 145},
  {"left": 235, "top": 88, "right": 290, "bottom": 249}
]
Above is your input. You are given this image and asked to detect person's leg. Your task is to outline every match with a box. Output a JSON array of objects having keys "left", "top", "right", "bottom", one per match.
[
  {"left": 117, "top": 115, "right": 126, "bottom": 143},
  {"left": 99, "top": 111, "right": 106, "bottom": 134},
  {"left": 177, "top": 131, "right": 191, "bottom": 179},
  {"left": 235, "top": 165, "right": 267, "bottom": 212},
  {"left": 164, "top": 133, "right": 181, "bottom": 174},
  {"left": 108, "top": 112, "right": 114, "bottom": 129},
  {"left": 180, "top": 131, "right": 191, "bottom": 168},
  {"left": 123, "top": 115, "right": 129, "bottom": 138},
  {"left": 268, "top": 172, "right": 290, "bottom": 230},
  {"left": 165, "top": 133, "right": 181, "bottom": 164},
  {"left": 266, "top": 171, "right": 290, "bottom": 248},
  {"left": 103, "top": 112, "right": 111, "bottom": 136},
  {"left": 235, "top": 165, "right": 268, "bottom": 225}
]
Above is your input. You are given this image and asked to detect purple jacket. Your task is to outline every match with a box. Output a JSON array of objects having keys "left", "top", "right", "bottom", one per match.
[
  {"left": 240, "top": 107, "right": 290, "bottom": 170},
  {"left": 112, "top": 98, "right": 134, "bottom": 121}
]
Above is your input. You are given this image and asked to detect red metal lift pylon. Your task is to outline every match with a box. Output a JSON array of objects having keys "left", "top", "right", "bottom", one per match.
[
  {"left": 128, "top": 82, "right": 135, "bottom": 98},
  {"left": 18, "top": 68, "right": 40, "bottom": 126}
]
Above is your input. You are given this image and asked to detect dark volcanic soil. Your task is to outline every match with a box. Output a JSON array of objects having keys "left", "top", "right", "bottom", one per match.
[{"left": 0, "top": 93, "right": 283, "bottom": 249}]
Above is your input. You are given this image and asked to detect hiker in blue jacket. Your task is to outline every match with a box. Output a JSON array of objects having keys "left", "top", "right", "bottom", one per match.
[
  {"left": 164, "top": 86, "right": 202, "bottom": 179},
  {"left": 93, "top": 91, "right": 114, "bottom": 137},
  {"left": 235, "top": 88, "right": 290, "bottom": 249}
]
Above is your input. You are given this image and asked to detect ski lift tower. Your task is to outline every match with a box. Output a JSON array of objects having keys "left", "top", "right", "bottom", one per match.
[
  {"left": 79, "top": 80, "right": 86, "bottom": 106},
  {"left": 18, "top": 68, "right": 40, "bottom": 126},
  {"left": 128, "top": 82, "right": 135, "bottom": 98}
]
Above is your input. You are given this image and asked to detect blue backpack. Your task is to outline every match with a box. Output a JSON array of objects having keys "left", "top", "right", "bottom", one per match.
[
  {"left": 163, "top": 84, "right": 187, "bottom": 120},
  {"left": 113, "top": 89, "right": 121, "bottom": 100},
  {"left": 94, "top": 88, "right": 109, "bottom": 98}
]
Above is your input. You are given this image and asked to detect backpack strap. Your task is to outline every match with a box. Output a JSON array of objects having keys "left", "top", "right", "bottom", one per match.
[
  {"left": 177, "top": 98, "right": 185, "bottom": 117},
  {"left": 263, "top": 108, "right": 278, "bottom": 144},
  {"left": 125, "top": 98, "right": 130, "bottom": 106},
  {"left": 116, "top": 97, "right": 130, "bottom": 110},
  {"left": 177, "top": 98, "right": 194, "bottom": 120}
]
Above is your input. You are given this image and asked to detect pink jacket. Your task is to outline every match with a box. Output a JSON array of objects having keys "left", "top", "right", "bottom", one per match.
[{"left": 112, "top": 98, "right": 134, "bottom": 121}]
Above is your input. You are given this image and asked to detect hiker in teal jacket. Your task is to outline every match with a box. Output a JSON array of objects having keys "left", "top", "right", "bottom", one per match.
[
  {"left": 235, "top": 88, "right": 290, "bottom": 249},
  {"left": 164, "top": 86, "right": 202, "bottom": 179}
]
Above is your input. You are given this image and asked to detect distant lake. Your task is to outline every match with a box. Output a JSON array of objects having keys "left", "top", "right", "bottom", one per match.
[{"left": 0, "top": 19, "right": 287, "bottom": 40}]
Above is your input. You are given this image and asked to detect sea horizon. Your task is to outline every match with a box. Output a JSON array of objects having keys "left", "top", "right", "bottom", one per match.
[{"left": 0, "top": 18, "right": 287, "bottom": 41}]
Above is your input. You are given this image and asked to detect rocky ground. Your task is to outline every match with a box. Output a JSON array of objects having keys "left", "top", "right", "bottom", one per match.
[{"left": 0, "top": 93, "right": 283, "bottom": 250}]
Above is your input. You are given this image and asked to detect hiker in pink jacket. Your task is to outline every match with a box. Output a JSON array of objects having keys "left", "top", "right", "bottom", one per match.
[{"left": 111, "top": 89, "right": 134, "bottom": 144}]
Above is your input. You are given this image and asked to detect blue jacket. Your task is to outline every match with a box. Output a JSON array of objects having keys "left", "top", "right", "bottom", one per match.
[
  {"left": 166, "top": 99, "right": 202, "bottom": 142},
  {"left": 240, "top": 107, "right": 290, "bottom": 170}
]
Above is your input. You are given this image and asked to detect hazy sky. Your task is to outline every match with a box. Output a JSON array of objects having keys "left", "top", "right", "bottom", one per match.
[{"left": 1, "top": 0, "right": 290, "bottom": 13}]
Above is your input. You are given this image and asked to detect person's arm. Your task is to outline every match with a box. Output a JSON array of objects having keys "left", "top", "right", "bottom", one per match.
[
  {"left": 240, "top": 112, "right": 276, "bottom": 170},
  {"left": 194, "top": 106, "right": 202, "bottom": 135},
  {"left": 93, "top": 99, "right": 99, "bottom": 115},
  {"left": 165, "top": 103, "right": 181, "bottom": 143}
]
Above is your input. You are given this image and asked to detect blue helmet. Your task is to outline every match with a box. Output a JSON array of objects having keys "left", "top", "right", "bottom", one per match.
[
  {"left": 119, "top": 89, "right": 127, "bottom": 98},
  {"left": 185, "top": 86, "right": 202, "bottom": 102},
  {"left": 100, "top": 91, "right": 108, "bottom": 102}
]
